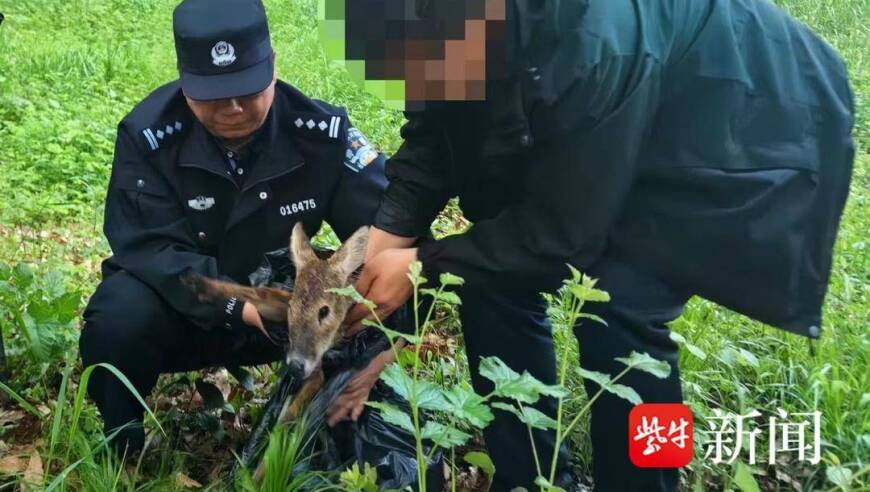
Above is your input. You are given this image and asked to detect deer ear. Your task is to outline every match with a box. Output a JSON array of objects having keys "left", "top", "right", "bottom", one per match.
[
  {"left": 330, "top": 226, "right": 369, "bottom": 279},
  {"left": 289, "top": 222, "right": 317, "bottom": 270}
]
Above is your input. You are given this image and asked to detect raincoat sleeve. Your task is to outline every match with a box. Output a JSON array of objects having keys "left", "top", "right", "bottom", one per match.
[
  {"left": 417, "top": 55, "right": 663, "bottom": 290},
  {"left": 104, "top": 125, "right": 246, "bottom": 330},
  {"left": 373, "top": 111, "right": 453, "bottom": 238}
]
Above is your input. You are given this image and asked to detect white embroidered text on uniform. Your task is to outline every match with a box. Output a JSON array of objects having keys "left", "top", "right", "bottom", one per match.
[
  {"left": 279, "top": 198, "right": 316, "bottom": 217},
  {"left": 188, "top": 196, "right": 216, "bottom": 211}
]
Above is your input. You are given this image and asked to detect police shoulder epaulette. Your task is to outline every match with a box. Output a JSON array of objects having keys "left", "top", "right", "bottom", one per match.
[
  {"left": 290, "top": 111, "right": 345, "bottom": 141},
  {"left": 139, "top": 119, "right": 186, "bottom": 153},
  {"left": 124, "top": 81, "right": 190, "bottom": 154}
]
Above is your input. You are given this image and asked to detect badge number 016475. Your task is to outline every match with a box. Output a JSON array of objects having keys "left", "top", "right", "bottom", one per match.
[{"left": 280, "top": 198, "right": 317, "bottom": 217}]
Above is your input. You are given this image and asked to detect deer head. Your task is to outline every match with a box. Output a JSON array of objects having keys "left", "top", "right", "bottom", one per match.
[
  {"left": 284, "top": 222, "right": 368, "bottom": 377},
  {"left": 183, "top": 222, "right": 369, "bottom": 379}
]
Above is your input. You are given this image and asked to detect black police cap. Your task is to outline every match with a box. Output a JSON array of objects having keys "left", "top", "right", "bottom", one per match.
[{"left": 173, "top": 0, "right": 274, "bottom": 101}]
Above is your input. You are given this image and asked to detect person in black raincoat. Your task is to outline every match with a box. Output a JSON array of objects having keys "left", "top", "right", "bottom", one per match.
[
  {"left": 342, "top": 0, "right": 856, "bottom": 490},
  {"left": 79, "top": 0, "right": 397, "bottom": 454}
]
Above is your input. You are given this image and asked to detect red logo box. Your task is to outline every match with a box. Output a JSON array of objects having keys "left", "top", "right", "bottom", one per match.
[{"left": 629, "top": 403, "right": 694, "bottom": 468}]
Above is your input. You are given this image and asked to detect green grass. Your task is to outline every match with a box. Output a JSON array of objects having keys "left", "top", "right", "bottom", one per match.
[{"left": 0, "top": 0, "right": 867, "bottom": 490}]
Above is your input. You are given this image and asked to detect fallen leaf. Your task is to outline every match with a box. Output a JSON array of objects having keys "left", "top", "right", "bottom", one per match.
[
  {"left": 0, "top": 409, "right": 25, "bottom": 426},
  {"left": 175, "top": 472, "right": 202, "bottom": 488},
  {"left": 0, "top": 455, "right": 27, "bottom": 475},
  {"left": 21, "top": 451, "right": 43, "bottom": 491}
]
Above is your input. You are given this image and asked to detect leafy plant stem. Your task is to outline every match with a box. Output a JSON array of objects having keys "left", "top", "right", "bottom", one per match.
[{"left": 547, "top": 291, "right": 584, "bottom": 484}]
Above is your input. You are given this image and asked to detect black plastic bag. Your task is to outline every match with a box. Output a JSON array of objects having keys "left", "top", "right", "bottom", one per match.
[{"left": 235, "top": 247, "right": 444, "bottom": 491}]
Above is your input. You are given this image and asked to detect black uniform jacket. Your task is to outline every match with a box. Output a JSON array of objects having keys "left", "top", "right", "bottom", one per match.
[
  {"left": 102, "top": 80, "right": 387, "bottom": 330},
  {"left": 373, "top": 0, "right": 856, "bottom": 338}
]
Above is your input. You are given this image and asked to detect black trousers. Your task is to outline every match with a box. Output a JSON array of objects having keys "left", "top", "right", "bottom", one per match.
[
  {"left": 79, "top": 271, "right": 284, "bottom": 452},
  {"left": 459, "top": 257, "right": 690, "bottom": 491}
]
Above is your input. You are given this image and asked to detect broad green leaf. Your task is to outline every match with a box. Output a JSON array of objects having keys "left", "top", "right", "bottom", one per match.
[
  {"left": 444, "top": 386, "right": 494, "bottom": 428},
  {"left": 42, "top": 269, "right": 67, "bottom": 300},
  {"left": 718, "top": 346, "right": 739, "bottom": 367},
  {"left": 576, "top": 368, "right": 642, "bottom": 404},
  {"left": 439, "top": 272, "right": 465, "bottom": 286},
  {"left": 12, "top": 263, "right": 35, "bottom": 288},
  {"left": 420, "top": 288, "right": 438, "bottom": 298},
  {"left": 414, "top": 379, "right": 450, "bottom": 412},
  {"left": 517, "top": 406, "right": 558, "bottom": 430},
  {"left": 22, "top": 314, "right": 50, "bottom": 362},
  {"left": 605, "top": 383, "right": 643, "bottom": 405},
  {"left": 421, "top": 421, "right": 472, "bottom": 448},
  {"left": 615, "top": 351, "right": 671, "bottom": 379},
  {"left": 406, "top": 261, "right": 427, "bottom": 287},
  {"left": 479, "top": 356, "right": 521, "bottom": 386},
  {"left": 490, "top": 402, "right": 556, "bottom": 430},
  {"left": 670, "top": 331, "right": 708, "bottom": 360},
  {"left": 738, "top": 348, "right": 760, "bottom": 368},
  {"left": 397, "top": 347, "right": 421, "bottom": 367},
  {"left": 31, "top": 293, "right": 78, "bottom": 323},
  {"left": 367, "top": 401, "right": 415, "bottom": 433},
  {"left": 326, "top": 286, "right": 375, "bottom": 309},
  {"left": 577, "top": 312, "right": 608, "bottom": 326},
  {"left": 534, "top": 476, "right": 566, "bottom": 492},
  {"left": 376, "top": 324, "right": 421, "bottom": 345},
  {"left": 480, "top": 357, "right": 566, "bottom": 403},
  {"left": 53, "top": 291, "right": 82, "bottom": 323},
  {"left": 567, "top": 281, "right": 610, "bottom": 303},
  {"left": 570, "top": 286, "right": 610, "bottom": 303},
  {"left": 496, "top": 372, "right": 568, "bottom": 403},
  {"left": 464, "top": 452, "right": 495, "bottom": 480},
  {"left": 565, "top": 264, "right": 583, "bottom": 283},
  {"left": 340, "top": 463, "right": 379, "bottom": 492},
  {"left": 435, "top": 290, "right": 462, "bottom": 306},
  {"left": 380, "top": 365, "right": 448, "bottom": 410},
  {"left": 733, "top": 461, "right": 760, "bottom": 492},
  {"left": 825, "top": 465, "right": 853, "bottom": 488},
  {"left": 576, "top": 368, "right": 613, "bottom": 388},
  {"left": 491, "top": 401, "right": 523, "bottom": 418},
  {"left": 379, "top": 363, "right": 412, "bottom": 401}
]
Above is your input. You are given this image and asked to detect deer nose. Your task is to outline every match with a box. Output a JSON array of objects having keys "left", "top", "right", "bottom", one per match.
[{"left": 286, "top": 359, "right": 305, "bottom": 378}]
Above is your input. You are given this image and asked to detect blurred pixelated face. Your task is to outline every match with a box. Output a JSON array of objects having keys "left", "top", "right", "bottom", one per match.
[{"left": 321, "top": 0, "right": 507, "bottom": 108}]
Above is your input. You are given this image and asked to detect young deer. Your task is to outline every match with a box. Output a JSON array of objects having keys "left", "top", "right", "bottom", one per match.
[{"left": 183, "top": 222, "right": 369, "bottom": 419}]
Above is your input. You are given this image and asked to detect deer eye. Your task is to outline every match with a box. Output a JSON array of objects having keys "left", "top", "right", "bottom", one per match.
[{"left": 318, "top": 306, "right": 330, "bottom": 322}]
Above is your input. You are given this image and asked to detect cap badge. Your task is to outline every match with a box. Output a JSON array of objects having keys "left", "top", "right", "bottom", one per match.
[{"left": 211, "top": 41, "right": 236, "bottom": 67}]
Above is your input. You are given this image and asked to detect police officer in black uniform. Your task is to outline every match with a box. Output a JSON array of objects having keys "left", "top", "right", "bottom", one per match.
[{"left": 79, "top": 0, "right": 390, "bottom": 453}]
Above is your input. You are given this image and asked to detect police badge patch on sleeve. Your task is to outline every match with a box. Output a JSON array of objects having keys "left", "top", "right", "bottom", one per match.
[{"left": 344, "top": 127, "right": 379, "bottom": 173}]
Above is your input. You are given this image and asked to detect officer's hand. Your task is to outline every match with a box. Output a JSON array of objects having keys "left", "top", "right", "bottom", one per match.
[
  {"left": 326, "top": 349, "right": 394, "bottom": 426},
  {"left": 345, "top": 248, "right": 417, "bottom": 335},
  {"left": 242, "top": 302, "right": 266, "bottom": 334}
]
